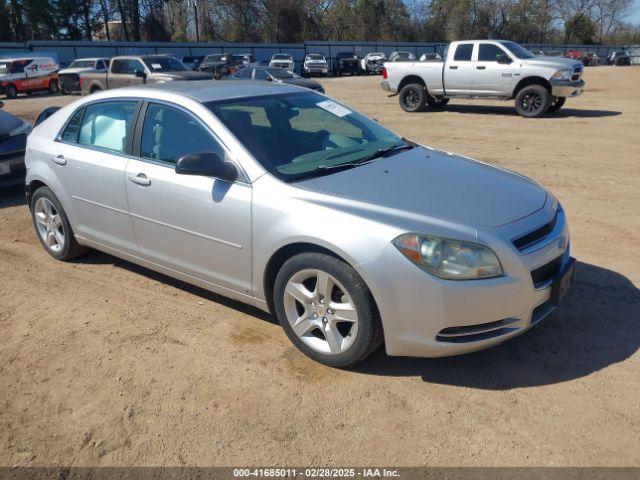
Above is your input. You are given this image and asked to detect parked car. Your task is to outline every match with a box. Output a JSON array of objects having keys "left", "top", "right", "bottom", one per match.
[
  {"left": 0, "top": 56, "right": 59, "bottom": 99},
  {"left": 24, "top": 81, "right": 574, "bottom": 367},
  {"left": 564, "top": 50, "right": 598, "bottom": 66},
  {"left": 608, "top": 50, "right": 630, "bottom": 66},
  {"left": 179, "top": 55, "right": 205, "bottom": 70},
  {"left": 583, "top": 53, "right": 599, "bottom": 66},
  {"left": 0, "top": 100, "right": 31, "bottom": 187},
  {"left": 302, "top": 53, "right": 329, "bottom": 77},
  {"left": 388, "top": 51, "right": 416, "bottom": 62},
  {"left": 419, "top": 53, "right": 442, "bottom": 62},
  {"left": 269, "top": 54, "right": 295, "bottom": 71},
  {"left": 199, "top": 53, "right": 245, "bottom": 79},
  {"left": 58, "top": 58, "right": 110, "bottom": 94},
  {"left": 80, "top": 55, "right": 210, "bottom": 94},
  {"left": 360, "top": 52, "right": 387, "bottom": 75},
  {"left": 238, "top": 53, "right": 256, "bottom": 66},
  {"left": 544, "top": 50, "right": 564, "bottom": 57},
  {"left": 227, "top": 66, "right": 324, "bottom": 93},
  {"left": 382, "top": 39, "right": 585, "bottom": 117},
  {"left": 334, "top": 52, "right": 360, "bottom": 76}
]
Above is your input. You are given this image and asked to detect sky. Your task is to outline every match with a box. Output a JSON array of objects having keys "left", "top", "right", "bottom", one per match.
[{"left": 630, "top": 0, "right": 640, "bottom": 24}]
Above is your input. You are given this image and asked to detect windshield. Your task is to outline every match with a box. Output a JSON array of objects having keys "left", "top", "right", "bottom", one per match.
[
  {"left": 206, "top": 92, "right": 406, "bottom": 182},
  {"left": 204, "top": 54, "right": 223, "bottom": 62},
  {"left": 0, "top": 62, "right": 10, "bottom": 74},
  {"left": 306, "top": 54, "right": 325, "bottom": 60},
  {"left": 143, "top": 56, "right": 187, "bottom": 72},
  {"left": 68, "top": 60, "right": 95, "bottom": 68},
  {"left": 499, "top": 41, "right": 535, "bottom": 59},
  {"left": 273, "top": 55, "right": 292, "bottom": 60}
]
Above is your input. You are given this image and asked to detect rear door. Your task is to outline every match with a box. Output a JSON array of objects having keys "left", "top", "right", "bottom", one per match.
[
  {"left": 124, "top": 101, "right": 252, "bottom": 294},
  {"left": 472, "top": 43, "right": 515, "bottom": 96},
  {"left": 443, "top": 43, "right": 475, "bottom": 95}
]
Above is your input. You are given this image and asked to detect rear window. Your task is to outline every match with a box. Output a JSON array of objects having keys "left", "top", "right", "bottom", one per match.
[{"left": 454, "top": 44, "right": 474, "bottom": 61}]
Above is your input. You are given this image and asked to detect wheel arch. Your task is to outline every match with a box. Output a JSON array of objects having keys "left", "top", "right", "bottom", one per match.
[
  {"left": 398, "top": 75, "right": 427, "bottom": 92},
  {"left": 513, "top": 76, "right": 551, "bottom": 97},
  {"left": 26, "top": 179, "right": 48, "bottom": 208}
]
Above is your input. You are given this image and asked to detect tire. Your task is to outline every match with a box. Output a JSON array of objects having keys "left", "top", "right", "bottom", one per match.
[
  {"left": 48, "top": 79, "right": 58, "bottom": 94},
  {"left": 427, "top": 96, "right": 450, "bottom": 109},
  {"left": 514, "top": 84, "right": 551, "bottom": 118},
  {"left": 30, "top": 186, "right": 88, "bottom": 261},
  {"left": 273, "top": 252, "right": 383, "bottom": 368},
  {"left": 547, "top": 96, "right": 566, "bottom": 113},
  {"left": 399, "top": 83, "right": 426, "bottom": 112},
  {"left": 5, "top": 84, "right": 17, "bottom": 99},
  {"left": 90, "top": 86, "right": 102, "bottom": 94}
]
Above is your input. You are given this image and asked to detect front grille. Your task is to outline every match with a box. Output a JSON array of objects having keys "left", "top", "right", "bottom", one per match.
[
  {"left": 436, "top": 318, "right": 520, "bottom": 343},
  {"left": 512, "top": 210, "right": 559, "bottom": 251},
  {"left": 531, "top": 256, "right": 562, "bottom": 288}
]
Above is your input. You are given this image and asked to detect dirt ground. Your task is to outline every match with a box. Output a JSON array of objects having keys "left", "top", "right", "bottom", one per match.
[{"left": 1, "top": 67, "right": 639, "bottom": 467}]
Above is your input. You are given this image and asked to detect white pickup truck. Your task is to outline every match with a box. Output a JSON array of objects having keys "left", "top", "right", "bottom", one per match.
[{"left": 381, "top": 40, "right": 585, "bottom": 117}]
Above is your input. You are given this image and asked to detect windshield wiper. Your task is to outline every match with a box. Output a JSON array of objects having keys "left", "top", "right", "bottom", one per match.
[{"left": 316, "top": 143, "right": 414, "bottom": 171}]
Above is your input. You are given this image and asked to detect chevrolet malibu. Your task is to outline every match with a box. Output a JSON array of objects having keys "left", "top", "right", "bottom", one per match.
[{"left": 25, "top": 81, "right": 574, "bottom": 367}]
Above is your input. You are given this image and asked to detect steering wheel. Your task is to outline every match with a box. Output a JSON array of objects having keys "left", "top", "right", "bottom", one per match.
[{"left": 301, "top": 130, "right": 331, "bottom": 154}]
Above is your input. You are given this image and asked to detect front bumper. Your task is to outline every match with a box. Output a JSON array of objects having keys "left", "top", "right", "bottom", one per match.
[
  {"left": 550, "top": 79, "right": 585, "bottom": 98},
  {"left": 361, "top": 201, "right": 573, "bottom": 357}
]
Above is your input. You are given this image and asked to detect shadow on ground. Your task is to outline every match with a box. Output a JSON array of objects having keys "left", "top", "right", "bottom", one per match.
[
  {"left": 0, "top": 185, "right": 27, "bottom": 208},
  {"left": 431, "top": 104, "right": 622, "bottom": 118},
  {"left": 354, "top": 261, "right": 640, "bottom": 389}
]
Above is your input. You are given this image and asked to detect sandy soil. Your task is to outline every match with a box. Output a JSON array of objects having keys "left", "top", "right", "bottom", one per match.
[{"left": 1, "top": 67, "right": 639, "bottom": 467}]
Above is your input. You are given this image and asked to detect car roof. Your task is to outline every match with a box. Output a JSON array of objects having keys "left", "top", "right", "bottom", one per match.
[{"left": 121, "top": 80, "right": 305, "bottom": 102}]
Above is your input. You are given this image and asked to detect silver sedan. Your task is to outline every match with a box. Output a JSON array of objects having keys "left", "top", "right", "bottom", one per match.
[{"left": 25, "top": 81, "right": 574, "bottom": 367}]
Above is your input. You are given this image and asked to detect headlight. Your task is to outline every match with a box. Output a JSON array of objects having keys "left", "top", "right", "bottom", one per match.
[
  {"left": 393, "top": 233, "right": 503, "bottom": 280},
  {"left": 552, "top": 70, "right": 572, "bottom": 80},
  {"left": 9, "top": 119, "right": 32, "bottom": 137}
]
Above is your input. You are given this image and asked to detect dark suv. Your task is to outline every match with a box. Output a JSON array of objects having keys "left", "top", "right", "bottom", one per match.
[
  {"left": 333, "top": 52, "right": 360, "bottom": 76},
  {"left": 198, "top": 53, "right": 245, "bottom": 79}
]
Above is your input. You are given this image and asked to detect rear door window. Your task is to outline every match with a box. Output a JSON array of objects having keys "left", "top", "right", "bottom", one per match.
[
  {"left": 453, "top": 44, "right": 474, "bottom": 61},
  {"left": 77, "top": 101, "right": 138, "bottom": 153},
  {"left": 110, "top": 59, "right": 126, "bottom": 74},
  {"left": 60, "top": 109, "right": 84, "bottom": 143}
]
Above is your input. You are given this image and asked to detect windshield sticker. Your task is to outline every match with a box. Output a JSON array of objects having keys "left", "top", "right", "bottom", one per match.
[
  {"left": 151, "top": 63, "right": 162, "bottom": 70},
  {"left": 317, "top": 100, "right": 352, "bottom": 117}
]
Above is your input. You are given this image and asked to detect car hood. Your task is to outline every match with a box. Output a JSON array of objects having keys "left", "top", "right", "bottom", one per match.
[
  {"left": 59, "top": 67, "right": 94, "bottom": 74},
  {"left": 526, "top": 56, "right": 582, "bottom": 70},
  {"left": 295, "top": 147, "right": 547, "bottom": 228},
  {"left": 154, "top": 71, "right": 212, "bottom": 81},
  {"left": 0, "top": 110, "right": 23, "bottom": 137},
  {"left": 281, "top": 78, "right": 323, "bottom": 90}
]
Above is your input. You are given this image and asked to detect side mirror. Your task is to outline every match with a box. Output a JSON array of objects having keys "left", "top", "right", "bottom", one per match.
[
  {"left": 496, "top": 53, "right": 512, "bottom": 64},
  {"left": 34, "top": 106, "right": 60, "bottom": 127},
  {"left": 266, "top": 76, "right": 273, "bottom": 81},
  {"left": 175, "top": 152, "right": 239, "bottom": 182},
  {"left": 135, "top": 69, "right": 146, "bottom": 78}
]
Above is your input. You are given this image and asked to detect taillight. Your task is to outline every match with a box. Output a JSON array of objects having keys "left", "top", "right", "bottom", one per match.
[
  {"left": 382, "top": 67, "right": 387, "bottom": 79},
  {"left": 79, "top": 77, "right": 84, "bottom": 87}
]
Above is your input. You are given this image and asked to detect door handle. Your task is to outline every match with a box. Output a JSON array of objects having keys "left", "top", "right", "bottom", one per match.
[
  {"left": 449, "top": 66, "right": 458, "bottom": 70},
  {"left": 128, "top": 173, "right": 151, "bottom": 186},
  {"left": 52, "top": 155, "right": 67, "bottom": 166},
  {"left": 476, "top": 66, "right": 486, "bottom": 70}
]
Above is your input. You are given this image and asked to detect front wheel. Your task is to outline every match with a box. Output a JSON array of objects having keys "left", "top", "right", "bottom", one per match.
[
  {"left": 48, "top": 79, "right": 58, "bottom": 94},
  {"left": 5, "top": 84, "right": 17, "bottom": 99},
  {"left": 514, "top": 85, "right": 551, "bottom": 118},
  {"left": 31, "top": 187, "right": 88, "bottom": 261},
  {"left": 273, "top": 252, "right": 383, "bottom": 367},
  {"left": 399, "top": 83, "right": 426, "bottom": 112},
  {"left": 547, "top": 96, "right": 566, "bottom": 113}
]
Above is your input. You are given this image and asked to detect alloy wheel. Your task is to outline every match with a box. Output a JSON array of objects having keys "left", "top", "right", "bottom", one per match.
[
  {"left": 283, "top": 269, "right": 359, "bottom": 355},
  {"left": 34, "top": 197, "right": 65, "bottom": 253},
  {"left": 520, "top": 92, "right": 543, "bottom": 114},
  {"left": 403, "top": 89, "right": 420, "bottom": 109}
]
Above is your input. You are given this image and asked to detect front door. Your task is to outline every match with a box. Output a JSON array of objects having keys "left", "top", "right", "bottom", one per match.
[
  {"left": 124, "top": 102, "right": 252, "bottom": 294},
  {"left": 472, "top": 43, "right": 515, "bottom": 96},
  {"left": 109, "top": 58, "right": 146, "bottom": 89}
]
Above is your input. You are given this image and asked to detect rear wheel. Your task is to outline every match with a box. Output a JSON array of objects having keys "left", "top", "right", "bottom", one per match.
[
  {"left": 31, "top": 187, "right": 88, "bottom": 261},
  {"left": 547, "top": 96, "right": 566, "bottom": 113},
  {"left": 5, "top": 84, "right": 17, "bottom": 99},
  {"left": 514, "top": 84, "right": 551, "bottom": 118},
  {"left": 399, "top": 83, "right": 426, "bottom": 112},
  {"left": 273, "top": 252, "right": 383, "bottom": 367},
  {"left": 48, "top": 79, "right": 58, "bottom": 94}
]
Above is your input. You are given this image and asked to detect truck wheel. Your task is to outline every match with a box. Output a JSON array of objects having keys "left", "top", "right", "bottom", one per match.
[
  {"left": 399, "top": 84, "right": 426, "bottom": 112},
  {"left": 547, "top": 97, "right": 566, "bottom": 113},
  {"left": 5, "top": 84, "right": 17, "bottom": 99},
  {"left": 90, "top": 86, "right": 102, "bottom": 94},
  {"left": 48, "top": 79, "right": 58, "bottom": 94},
  {"left": 515, "top": 85, "right": 551, "bottom": 118},
  {"left": 427, "top": 96, "right": 450, "bottom": 109}
]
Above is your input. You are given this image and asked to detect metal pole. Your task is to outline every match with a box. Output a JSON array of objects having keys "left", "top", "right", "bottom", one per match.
[{"left": 194, "top": 0, "right": 199, "bottom": 43}]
